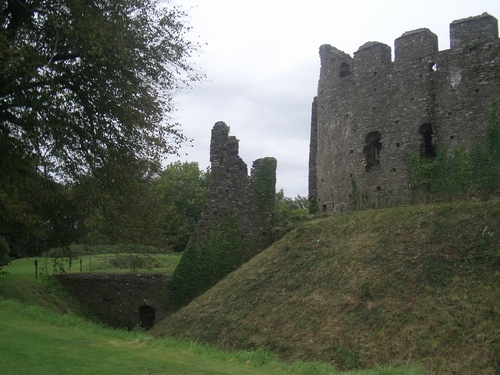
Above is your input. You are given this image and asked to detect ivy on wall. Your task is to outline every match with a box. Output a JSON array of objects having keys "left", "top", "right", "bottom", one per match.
[
  {"left": 253, "top": 158, "right": 276, "bottom": 206},
  {"left": 350, "top": 178, "right": 369, "bottom": 211},
  {"left": 252, "top": 157, "right": 277, "bottom": 240},
  {"left": 308, "top": 196, "right": 318, "bottom": 215},
  {"left": 170, "top": 158, "right": 277, "bottom": 309},
  {"left": 168, "top": 210, "right": 244, "bottom": 308}
]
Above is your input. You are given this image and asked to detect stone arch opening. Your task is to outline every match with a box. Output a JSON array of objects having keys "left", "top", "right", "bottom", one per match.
[
  {"left": 138, "top": 305, "right": 156, "bottom": 330},
  {"left": 364, "top": 131, "right": 382, "bottom": 171},
  {"left": 419, "top": 123, "right": 436, "bottom": 158}
]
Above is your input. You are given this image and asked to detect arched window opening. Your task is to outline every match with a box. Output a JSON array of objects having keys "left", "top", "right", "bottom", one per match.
[
  {"left": 419, "top": 123, "right": 436, "bottom": 158},
  {"left": 339, "top": 62, "right": 352, "bottom": 78},
  {"left": 138, "top": 305, "right": 156, "bottom": 330},
  {"left": 364, "top": 131, "right": 382, "bottom": 171}
]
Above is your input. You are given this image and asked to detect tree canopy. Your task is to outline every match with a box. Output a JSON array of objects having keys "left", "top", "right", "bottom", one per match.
[
  {"left": 154, "top": 161, "right": 210, "bottom": 252},
  {"left": 1, "top": 0, "right": 201, "bottom": 178},
  {"left": 0, "top": 0, "right": 202, "bottom": 256}
]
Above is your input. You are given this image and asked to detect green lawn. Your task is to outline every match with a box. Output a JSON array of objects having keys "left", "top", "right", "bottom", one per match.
[
  {"left": 0, "top": 299, "right": 285, "bottom": 375},
  {"left": 0, "top": 298, "right": 419, "bottom": 375},
  {"left": 5, "top": 252, "right": 182, "bottom": 279}
]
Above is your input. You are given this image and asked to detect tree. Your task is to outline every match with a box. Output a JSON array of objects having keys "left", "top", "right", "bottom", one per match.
[
  {"left": 0, "top": 236, "right": 12, "bottom": 274},
  {"left": 72, "top": 156, "right": 166, "bottom": 248},
  {"left": 1, "top": 0, "right": 201, "bottom": 178},
  {"left": 154, "top": 161, "right": 210, "bottom": 252},
  {"left": 1, "top": 1, "right": 201, "bottom": 256},
  {"left": 0, "top": 136, "right": 79, "bottom": 257},
  {"left": 274, "top": 189, "right": 309, "bottom": 240}
]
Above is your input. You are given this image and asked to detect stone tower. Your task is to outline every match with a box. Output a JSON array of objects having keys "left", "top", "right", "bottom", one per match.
[{"left": 309, "top": 13, "right": 500, "bottom": 213}]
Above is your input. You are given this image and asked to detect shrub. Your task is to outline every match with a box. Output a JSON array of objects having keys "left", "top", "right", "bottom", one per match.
[
  {"left": 0, "top": 236, "right": 12, "bottom": 274},
  {"left": 407, "top": 99, "right": 500, "bottom": 201}
]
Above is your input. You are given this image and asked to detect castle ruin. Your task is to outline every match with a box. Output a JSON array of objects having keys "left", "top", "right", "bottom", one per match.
[
  {"left": 169, "top": 122, "right": 277, "bottom": 306},
  {"left": 309, "top": 13, "right": 500, "bottom": 213},
  {"left": 192, "top": 121, "right": 277, "bottom": 254}
]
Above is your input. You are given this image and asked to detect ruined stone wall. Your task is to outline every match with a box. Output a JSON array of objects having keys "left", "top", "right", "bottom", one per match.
[
  {"left": 56, "top": 274, "right": 169, "bottom": 330},
  {"left": 310, "top": 13, "right": 500, "bottom": 213},
  {"left": 192, "top": 121, "right": 277, "bottom": 258},
  {"left": 168, "top": 122, "right": 277, "bottom": 307}
]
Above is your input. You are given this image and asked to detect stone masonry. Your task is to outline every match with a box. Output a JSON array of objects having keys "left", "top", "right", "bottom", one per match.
[
  {"left": 56, "top": 273, "right": 169, "bottom": 330},
  {"left": 191, "top": 122, "right": 277, "bottom": 259},
  {"left": 309, "top": 13, "right": 500, "bottom": 213}
]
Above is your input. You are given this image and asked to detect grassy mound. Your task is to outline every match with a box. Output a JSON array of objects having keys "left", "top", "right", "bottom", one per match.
[{"left": 152, "top": 199, "right": 500, "bottom": 374}]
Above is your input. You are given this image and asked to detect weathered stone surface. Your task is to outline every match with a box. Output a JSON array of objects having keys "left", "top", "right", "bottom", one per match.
[
  {"left": 193, "top": 121, "right": 277, "bottom": 258},
  {"left": 56, "top": 273, "right": 169, "bottom": 330},
  {"left": 168, "top": 122, "right": 277, "bottom": 307},
  {"left": 309, "top": 13, "right": 500, "bottom": 213}
]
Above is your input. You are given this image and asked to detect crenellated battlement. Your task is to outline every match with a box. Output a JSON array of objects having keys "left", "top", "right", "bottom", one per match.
[
  {"left": 353, "top": 42, "right": 392, "bottom": 72},
  {"left": 319, "top": 13, "right": 498, "bottom": 80},
  {"left": 310, "top": 13, "right": 500, "bottom": 213},
  {"left": 450, "top": 13, "right": 498, "bottom": 49},
  {"left": 395, "top": 28, "right": 438, "bottom": 62}
]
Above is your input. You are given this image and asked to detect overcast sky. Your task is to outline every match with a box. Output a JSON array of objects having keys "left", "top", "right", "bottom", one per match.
[{"left": 168, "top": 0, "right": 500, "bottom": 198}]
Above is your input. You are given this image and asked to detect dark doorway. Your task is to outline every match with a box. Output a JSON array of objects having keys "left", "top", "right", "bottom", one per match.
[
  {"left": 364, "top": 131, "right": 382, "bottom": 171},
  {"left": 419, "top": 123, "right": 436, "bottom": 158},
  {"left": 138, "top": 305, "right": 156, "bottom": 330}
]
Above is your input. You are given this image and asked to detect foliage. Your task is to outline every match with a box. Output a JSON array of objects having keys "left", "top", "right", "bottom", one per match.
[
  {"left": 167, "top": 159, "right": 278, "bottom": 308},
  {"left": 1, "top": 158, "right": 209, "bottom": 258},
  {"left": 42, "top": 243, "right": 179, "bottom": 274},
  {"left": 471, "top": 99, "right": 500, "bottom": 195},
  {"left": 350, "top": 178, "right": 368, "bottom": 210},
  {"left": 1, "top": 0, "right": 201, "bottom": 179},
  {"left": 406, "top": 146, "right": 473, "bottom": 201},
  {"left": 169, "top": 211, "right": 244, "bottom": 308},
  {"left": 308, "top": 194, "right": 319, "bottom": 214},
  {"left": 72, "top": 157, "right": 166, "bottom": 248},
  {"left": 0, "top": 139, "right": 79, "bottom": 257},
  {"left": 4, "top": 253, "right": 181, "bottom": 278},
  {"left": 0, "top": 1, "right": 202, "bottom": 257},
  {"left": 0, "top": 236, "right": 11, "bottom": 274},
  {"left": 407, "top": 99, "right": 500, "bottom": 201},
  {"left": 253, "top": 157, "right": 277, "bottom": 213},
  {"left": 252, "top": 157, "right": 277, "bottom": 248},
  {"left": 274, "top": 189, "right": 309, "bottom": 239},
  {"left": 405, "top": 152, "right": 432, "bottom": 198},
  {"left": 154, "top": 161, "right": 210, "bottom": 252}
]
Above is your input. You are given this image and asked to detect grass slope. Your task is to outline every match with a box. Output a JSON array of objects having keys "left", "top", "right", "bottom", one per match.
[
  {"left": 0, "top": 299, "right": 421, "bottom": 375},
  {"left": 152, "top": 200, "right": 500, "bottom": 374},
  {"left": 0, "top": 299, "right": 297, "bottom": 375}
]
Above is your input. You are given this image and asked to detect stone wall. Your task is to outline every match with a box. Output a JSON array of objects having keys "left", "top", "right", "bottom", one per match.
[
  {"left": 168, "top": 122, "right": 277, "bottom": 307},
  {"left": 309, "top": 13, "right": 500, "bottom": 213},
  {"left": 192, "top": 121, "right": 277, "bottom": 258},
  {"left": 56, "top": 273, "right": 169, "bottom": 330}
]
